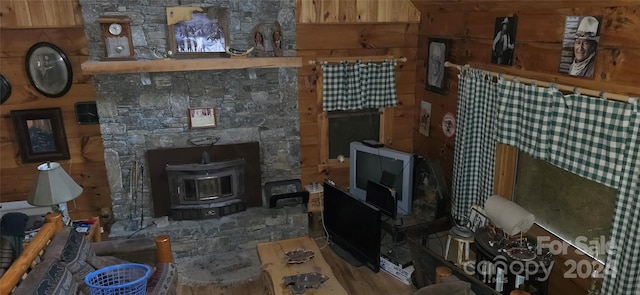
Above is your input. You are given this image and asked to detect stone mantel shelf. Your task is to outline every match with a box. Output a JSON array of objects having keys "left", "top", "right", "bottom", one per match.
[{"left": 81, "top": 56, "right": 303, "bottom": 75}]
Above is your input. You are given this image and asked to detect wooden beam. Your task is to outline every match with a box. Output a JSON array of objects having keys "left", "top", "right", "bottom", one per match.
[{"left": 81, "top": 57, "right": 303, "bottom": 75}]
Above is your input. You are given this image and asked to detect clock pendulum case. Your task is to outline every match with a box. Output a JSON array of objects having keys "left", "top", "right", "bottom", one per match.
[{"left": 98, "top": 16, "right": 135, "bottom": 60}]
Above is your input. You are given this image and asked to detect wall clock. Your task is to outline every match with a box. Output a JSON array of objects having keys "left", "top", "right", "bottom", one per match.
[
  {"left": 25, "top": 42, "right": 73, "bottom": 98},
  {"left": 75, "top": 101, "right": 100, "bottom": 125},
  {"left": 98, "top": 16, "right": 135, "bottom": 60}
]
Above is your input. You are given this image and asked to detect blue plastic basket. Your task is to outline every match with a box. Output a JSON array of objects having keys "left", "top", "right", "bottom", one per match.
[{"left": 84, "top": 263, "right": 152, "bottom": 295}]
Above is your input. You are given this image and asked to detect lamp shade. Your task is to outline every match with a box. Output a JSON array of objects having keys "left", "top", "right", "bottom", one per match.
[
  {"left": 484, "top": 195, "right": 535, "bottom": 236},
  {"left": 28, "top": 162, "right": 83, "bottom": 206}
]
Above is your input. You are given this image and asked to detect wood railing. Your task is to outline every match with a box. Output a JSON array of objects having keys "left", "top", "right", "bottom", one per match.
[{"left": 0, "top": 213, "right": 63, "bottom": 295}]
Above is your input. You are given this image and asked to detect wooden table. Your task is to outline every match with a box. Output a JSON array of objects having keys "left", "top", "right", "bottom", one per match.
[{"left": 257, "top": 236, "right": 348, "bottom": 295}]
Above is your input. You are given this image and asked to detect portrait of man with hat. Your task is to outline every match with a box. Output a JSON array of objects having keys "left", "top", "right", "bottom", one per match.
[
  {"left": 427, "top": 38, "right": 447, "bottom": 92},
  {"left": 559, "top": 15, "right": 602, "bottom": 78},
  {"left": 569, "top": 16, "right": 600, "bottom": 77},
  {"left": 492, "top": 16, "right": 517, "bottom": 65}
]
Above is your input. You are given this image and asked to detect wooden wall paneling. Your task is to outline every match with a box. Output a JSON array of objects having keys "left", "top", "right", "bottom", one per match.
[
  {"left": 6, "top": 1, "right": 32, "bottom": 27},
  {"left": 298, "top": 0, "right": 419, "bottom": 23},
  {"left": 0, "top": 1, "right": 17, "bottom": 28},
  {"left": 297, "top": 23, "right": 419, "bottom": 50},
  {"left": 42, "top": 1, "right": 77, "bottom": 27},
  {"left": 296, "top": 0, "right": 315, "bottom": 24},
  {"left": 0, "top": 0, "right": 81, "bottom": 28},
  {"left": 0, "top": 4, "right": 110, "bottom": 219},
  {"left": 355, "top": 0, "right": 375, "bottom": 23},
  {"left": 493, "top": 143, "right": 517, "bottom": 200},
  {"left": 379, "top": 107, "right": 393, "bottom": 146},
  {"left": 2, "top": 83, "right": 96, "bottom": 107},
  {"left": 0, "top": 29, "right": 88, "bottom": 58},
  {"left": 321, "top": 0, "right": 340, "bottom": 23}
]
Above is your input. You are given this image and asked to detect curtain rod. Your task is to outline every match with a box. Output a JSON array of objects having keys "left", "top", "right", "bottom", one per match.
[
  {"left": 445, "top": 61, "right": 631, "bottom": 103},
  {"left": 309, "top": 56, "right": 407, "bottom": 65}
]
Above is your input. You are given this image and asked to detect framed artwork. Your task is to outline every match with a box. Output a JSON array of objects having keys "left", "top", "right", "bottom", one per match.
[
  {"left": 419, "top": 101, "right": 431, "bottom": 137},
  {"left": 491, "top": 16, "right": 518, "bottom": 66},
  {"left": 468, "top": 205, "right": 488, "bottom": 232},
  {"left": 426, "top": 38, "right": 448, "bottom": 93},
  {"left": 188, "top": 107, "right": 217, "bottom": 129},
  {"left": 11, "top": 108, "right": 70, "bottom": 163},
  {"left": 75, "top": 101, "right": 100, "bottom": 125},
  {"left": 25, "top": 42, "right": 73, "bottom": 98},
  {"left": 167, "top": 7, "right": 229, "bottom": 58},
  {"left": 558, "top": 15, "right": 602, "bottom": 78}
]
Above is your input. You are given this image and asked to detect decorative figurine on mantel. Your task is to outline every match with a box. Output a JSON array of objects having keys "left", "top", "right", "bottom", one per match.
[
  {"left": 252, "top": 23, "right": 266, "bottom": 57},
  {"left": 272, "top": 21, "right": 283, "bottom": 57}
]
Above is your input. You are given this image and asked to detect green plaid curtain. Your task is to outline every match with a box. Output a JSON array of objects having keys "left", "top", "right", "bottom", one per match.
[
  {"left": 495, "top": 78, "right": 640, "bottom": 293},
  {"left": 598, "top": 99, "right": 639, "bottom": 294},
  {"left": 451, "top": 68, "right": 498, "bottom": 219},
  {"left": 547, "top": 94, "right": 632, "bottom": 188},
  {"left": 497, "top": 80, "right": 558, "bottom": 159},
  {"left": 322, "top": 60, "right": 398, "bottom": 111}
]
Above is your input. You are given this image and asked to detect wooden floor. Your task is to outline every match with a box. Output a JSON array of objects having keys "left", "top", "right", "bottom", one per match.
[{"left": 177, "top": 237, "right": 417, "bottom": 295}]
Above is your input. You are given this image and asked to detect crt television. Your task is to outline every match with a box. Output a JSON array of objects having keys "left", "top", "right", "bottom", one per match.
[
  {"left": 323, "top": 181, "right": 381, "bottom": 273},
  {"left": 349, "top": 141, "right": 414, "bottom": 215}
]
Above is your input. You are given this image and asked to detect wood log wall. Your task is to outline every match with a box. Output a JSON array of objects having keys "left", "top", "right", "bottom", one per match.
[
  {"left": 0, "top": 0, "right": 111, "bottom": 220},
  {"left": 413, "top": 1, "right": 640, "bottom": 294},
  {"left": 296, "top": 0, "right": 420, "bottom": 187}
]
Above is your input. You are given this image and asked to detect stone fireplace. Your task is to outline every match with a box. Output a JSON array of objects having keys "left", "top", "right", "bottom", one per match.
[{"left": 80, "top": 0, "right": 305, "bottom": 285}]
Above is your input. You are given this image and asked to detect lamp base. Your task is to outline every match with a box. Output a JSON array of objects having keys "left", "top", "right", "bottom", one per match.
[{"left": 52, "top": 203, "right": 71, "bottom": 226}]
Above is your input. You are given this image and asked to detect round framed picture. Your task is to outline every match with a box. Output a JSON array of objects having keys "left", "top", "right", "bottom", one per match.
[{"left": 25, "top": 42, "right": 73, "bottom": 98}]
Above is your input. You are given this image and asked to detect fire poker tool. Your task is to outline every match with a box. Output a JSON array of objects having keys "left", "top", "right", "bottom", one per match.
[
  {"left": 126, "top": 161, "right": 139, "bottom": 231},
  {"left": 139, "top": 164, "right": 144, "bottom": 229}
]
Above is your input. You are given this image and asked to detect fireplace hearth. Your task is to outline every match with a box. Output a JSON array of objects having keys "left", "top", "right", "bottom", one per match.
[{"left": 167, "top": 157, "right": 246, "bottom": 220}]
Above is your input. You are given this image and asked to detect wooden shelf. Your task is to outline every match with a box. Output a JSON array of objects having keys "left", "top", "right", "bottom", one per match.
[{"left": 81, "top": 56, "right": 303, "bottom": 75}]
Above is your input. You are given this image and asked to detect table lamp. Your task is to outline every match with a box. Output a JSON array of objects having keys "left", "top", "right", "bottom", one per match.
[
  {"left": 28, "top": 162, "right": 83, "bottom": 225},
  {"left": 484, "top": 195, "right": 535, "bottom": 236}
]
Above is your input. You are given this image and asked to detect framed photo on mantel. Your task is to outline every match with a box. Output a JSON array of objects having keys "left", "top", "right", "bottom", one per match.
[
  {"left": 188, "top": 107, "right": 217, "bottom": 129},
  {"left": 166, "top": 6, "right": 229, "bottom": 58}
]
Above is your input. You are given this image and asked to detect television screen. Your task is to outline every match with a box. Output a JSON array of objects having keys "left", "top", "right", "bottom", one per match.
[
  {"left": 366, "top": 180, "right": 397, "bottom": 219},
  {"left": 323, "top": 181, "right": 381, "bottom": 273},
  {"left": 349, "top": 142, "right": 414, "bottom": 215}
]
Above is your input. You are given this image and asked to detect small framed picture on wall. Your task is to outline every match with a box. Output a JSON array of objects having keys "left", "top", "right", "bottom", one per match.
[
  {"left": 491, "top": 16, "right": 518, "bottom": 66},
  {"left": 188, "top": 107, "right": 217, "bottom": 129},
  {"left": 426, "top": 38, "right": 448, "bottom": 93}
]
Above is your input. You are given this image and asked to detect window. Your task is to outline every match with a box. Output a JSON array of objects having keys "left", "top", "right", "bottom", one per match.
[
  {"left": 513, "top": 152, "right": 616, "bottom": 261},
  {"left": 327, "top": 109, "right": 380, "bottom": 159},
  {"left": 319, "top": 109, "right": 385, "bottom": 165}
]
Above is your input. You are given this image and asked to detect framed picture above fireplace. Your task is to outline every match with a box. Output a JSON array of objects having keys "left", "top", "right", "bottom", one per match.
[
  {"left": 188, "top": 107, "right": 217, "bottom": 129},
  {"left": 166, "top": 6, "right": 229, "bottom": 58}
]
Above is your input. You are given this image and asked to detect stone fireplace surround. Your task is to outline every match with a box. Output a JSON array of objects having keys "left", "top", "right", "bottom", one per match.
[{"left": 79, "top": 0, "right": 304, "bottom": 285}]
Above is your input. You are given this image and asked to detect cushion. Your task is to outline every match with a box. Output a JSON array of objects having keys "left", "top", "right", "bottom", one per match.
[
  {"left": 147, "top": 263, "right": 178, "bottom": 295},
  {"left": 413, "top": 281, "right": 472, "bottom": 295},
  {"left": 43, "top": 228, "right": 96, "bottom": 294},
  {"left": 12, "top": 259, "right": 79, "bottom": 295}
]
